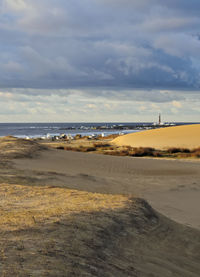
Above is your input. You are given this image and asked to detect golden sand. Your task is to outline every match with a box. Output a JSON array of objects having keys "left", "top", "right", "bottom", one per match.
[{"left": 112, "top": 124, "right": 200, "bottom": 149}]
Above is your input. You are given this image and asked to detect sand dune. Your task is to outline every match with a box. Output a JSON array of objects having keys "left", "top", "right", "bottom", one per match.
[
  {"left": 113, "top": 124, "right": 200, "bottom": 149},
  {"left": 1, "top": 137, "right": 200, "bottom": 276},
  {"left": 1, "top": 183, "right": 200, "bottom": 276},
  {"left": 0, "top": 136, "right": 46, "bottom": 159}
]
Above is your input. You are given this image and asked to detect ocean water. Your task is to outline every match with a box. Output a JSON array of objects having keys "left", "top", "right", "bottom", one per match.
[
  {"left": 0, "top": 122, "right": 140, "bottom": 138},
  {"left": 0, "top": 122, "right": 196, "bottom": 139}
]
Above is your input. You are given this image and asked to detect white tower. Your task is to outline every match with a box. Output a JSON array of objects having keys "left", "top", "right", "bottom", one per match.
[{"left": 159, "top": 113, "right": 161, "bottom": 125}]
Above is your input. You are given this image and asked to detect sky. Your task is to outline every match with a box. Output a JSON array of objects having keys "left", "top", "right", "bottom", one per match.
[{"left": 0, "top": 0, "right": 200, "bottom": 122}]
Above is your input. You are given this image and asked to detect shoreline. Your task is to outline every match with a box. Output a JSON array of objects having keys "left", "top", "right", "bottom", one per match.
[
  {"left": 0, "top": 129, "right": 136, "bottom": 140},
  {"left": 0, "top": 121, "right": 185, "bottom": 140}
]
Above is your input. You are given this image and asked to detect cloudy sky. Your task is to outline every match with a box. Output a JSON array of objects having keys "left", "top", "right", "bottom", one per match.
[{"left": 0, "top": 0, "right": 200, "bottom": 122}]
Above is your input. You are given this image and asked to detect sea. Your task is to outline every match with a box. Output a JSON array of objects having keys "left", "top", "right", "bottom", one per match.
[{"left": 0, "top": 122, "right": 197, "bottom": 139}]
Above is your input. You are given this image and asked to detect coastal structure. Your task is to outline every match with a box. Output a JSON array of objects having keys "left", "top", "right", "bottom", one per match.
[{"left": 159, "top": 113, "right": 161, "bottom": 125}]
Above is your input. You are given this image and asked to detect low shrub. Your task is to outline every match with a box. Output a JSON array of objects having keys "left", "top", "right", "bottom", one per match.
[
  {"left": 152, "top": 151, "right": 162, "bottom": 157},
  {"left": 191, "top": 147, "right": 200, "bottom": 153},
  {"left": 167, "top": 147, "right": 191, "bottom": 154},
  {"left": 82, "top": 147, "right": 96, "bottom": 152},
  {"left": 129, "top": 147, "right": 155, "bottom": 157},
  {"left": 56, "top": 146, "right": 65, "bottom": 150},
  {"left": 93, "top": 143, "right": 111, "bottom": 148},
  {"left": 177, "top": 153, "right": 191, "bottom": 158},
  {"left": 64, "top": 146, "right": 74, "bottom": 151},
  {"left": 190, "top": 149, "right": 200, "bottom": 158},
  {"left": 60, "top": 145, "right": 96, "bottom": 152},
  {"left": 56, "top": 143, "right": 200, "bottom": 159},
  {"left": 103, "top": 150, "right": 120, "bottom": 156}
]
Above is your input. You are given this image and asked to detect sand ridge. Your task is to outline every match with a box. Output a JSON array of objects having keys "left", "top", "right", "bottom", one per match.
[{"left": 112, "top": 124, "right": 200, "bottom": 149}]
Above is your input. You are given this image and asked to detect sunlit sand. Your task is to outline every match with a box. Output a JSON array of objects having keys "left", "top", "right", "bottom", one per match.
[{"left": 113, "top": 124, "right": 200, "bottom": 149}]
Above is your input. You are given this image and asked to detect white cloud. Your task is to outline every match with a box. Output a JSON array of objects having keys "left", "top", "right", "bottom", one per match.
[
  {"left": 1, "top": 0, "right": 200, "bottom": 121},
  {"left": 86, "top": 104, "right": 97, "bottom": 109},
  {"left": 3, "top": 0, "right": 30, "bottom": 12},
  {"left": 0, "top": 88, "right": 198, "bottom": 122},
  {"left": 172, "top": 100, "right": 182, "bottom": 108}
]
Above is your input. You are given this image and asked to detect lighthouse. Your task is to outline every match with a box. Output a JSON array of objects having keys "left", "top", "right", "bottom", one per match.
[{"left": 159, "top": 113, "right": 161, "bottom": 125}]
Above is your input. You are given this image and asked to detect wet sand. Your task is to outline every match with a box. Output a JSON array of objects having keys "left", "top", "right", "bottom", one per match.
[{"left": 15, "top": 149, "right": 200, "bottom": 230}]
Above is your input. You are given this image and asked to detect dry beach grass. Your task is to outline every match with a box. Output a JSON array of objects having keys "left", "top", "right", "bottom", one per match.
[
  {"left": 1, "top": 183, "right": 200, "bottom": 277},
  {"left": 0, "top": 136, "right": 46, "bottom": 159},
  {"left": 48, "top": 139, "right": 200, "bottom": 159}
]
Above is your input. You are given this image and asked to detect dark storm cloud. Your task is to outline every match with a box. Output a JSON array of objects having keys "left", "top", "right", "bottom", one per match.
[{"left": 1, "top": 0, "right": 200, "bottom": 92}]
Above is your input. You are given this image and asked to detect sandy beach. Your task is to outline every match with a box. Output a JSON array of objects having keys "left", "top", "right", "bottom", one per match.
[
  {"left": 15, "top": 148, "right": 200, "bottom": 230},
  {"left": 0, "top": 135, "right": 200, "bottom": 276}
]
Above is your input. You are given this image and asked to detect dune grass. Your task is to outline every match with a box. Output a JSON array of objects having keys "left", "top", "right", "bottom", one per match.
[
  {"left": 1, "top": 183, "right": 200, "bottom": 277},
  {"left": 0, "top": 183, "right": 131, "bottom": 231},
  {"left": 0, "top": 183, "right": 144, "bottom": 276},
  {"left": 2, "top": 135, "right": 200, "bottom": 160},
  {"left": 0, "top": 136, "right": 46, "bottom": 159},
  {"left": 54, "top": 140, "right": 200, "bottom": 159}
]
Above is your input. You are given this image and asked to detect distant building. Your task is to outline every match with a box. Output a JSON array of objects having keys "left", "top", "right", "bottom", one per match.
[{"left": 159, "top": 113, "right": 161, "bottom": 125}]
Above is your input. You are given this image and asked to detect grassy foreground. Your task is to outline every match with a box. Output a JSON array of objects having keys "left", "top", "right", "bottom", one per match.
[
  {"left": 1, "top": 183, "right": 200, "bottom": 277},
  {"left": 0, "top": 183, "right": 136, "bottom": 276}
]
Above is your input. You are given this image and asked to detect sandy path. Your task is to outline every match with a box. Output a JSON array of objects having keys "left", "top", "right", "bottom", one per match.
[{"left": 15, "top": 149, "right": 200, "bottom": 229}]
